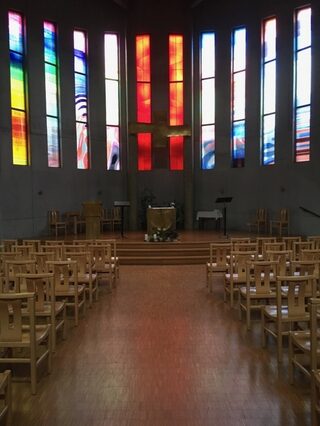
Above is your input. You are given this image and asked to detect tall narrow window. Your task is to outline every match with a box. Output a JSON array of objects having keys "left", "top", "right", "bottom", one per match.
[
  {"left": 9, "top": 11, "right": 29, "bottom": 165},
  {"left": 105, "top": 33, "right": 120, "bottom": 170},
  {"left": 74, "top": 30, "right": 89, "bottom": 169},
  {"left": 200, "top": 32, "right": 215, "bottom": 170},
  {"left": 294, "top": 7, "right": 311, "bottom": 162},
  {"left": 261, "top": 18, "right": 276, "bottom": 166},
  {"left": 44, "top": 21, "right": 61, "bottom": 167},
  {"left": 136, "top": 35, "right": 152, "bottom": 170},
  {"left": 231, "top": 27, "right": 246, "bottom": 167},
  {"left": 169, "top": 34, "right": 184, "bottom": 171}
]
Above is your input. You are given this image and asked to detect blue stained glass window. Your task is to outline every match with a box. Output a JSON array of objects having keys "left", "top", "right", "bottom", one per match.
[
  {"left": 232, "top": 120, "right": 245, "bottom": 161},
  {"left": 44, "top": 25, "right": 56, "bottom": 65},
  {"left": 294, "top": 7, "right": 311, "bottom": 162},
  {"left": 9, "top": 12, "right": 23, "bottom": 53},
  {"left": 231, "top": 28, "right": 246, "bottom": 167},
  {"left": 200, "top": 32, "right": 215, "bottom": 170},
  {"left": 201, "top": 124, "right": 215, "bottom": 169},
  {"left": 261, "top": 17, "right": 276, "bottom": 166},
  {"left": 262, "top": 114, "right": 275, "bottom": 165}
]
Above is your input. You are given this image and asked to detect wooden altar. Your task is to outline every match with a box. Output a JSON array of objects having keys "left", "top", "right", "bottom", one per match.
[{"left": 147, "top": 207, "right": 176, "bottom": 236}]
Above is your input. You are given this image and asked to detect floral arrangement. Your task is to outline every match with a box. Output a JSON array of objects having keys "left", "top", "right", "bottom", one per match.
[{"left": 146, "top": 227, "right": 178, "bottom": 242}]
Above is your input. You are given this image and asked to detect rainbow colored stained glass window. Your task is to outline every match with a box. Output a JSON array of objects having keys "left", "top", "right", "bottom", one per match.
[
  {"left": 9, "top": 11, "right": 29, "bottom": 165},
  {"left": 261, "top": 18, "right": 276, "bottom": 166},
  {"left": 201, "top": 32, "right": 215, "bottom": 170},
  {"left": 44, "top": 21, "right": 60, "bottom": 167},
  {"left": 105, "top": 33, "right": 120, "bottom": 170},
  {"left": 74, "top": 30, "right": 89, "bottom": 169},
  {"left": 231, "top": 28, "right": 246, "bottom": 168},
  {"left": 169, "top": 35, "right": 184, "bottom": 171},
  {"left": 294, "top": 7, "right": 311, "bottom": 162},
  {"left": 136, "top": 35, "right": 152, "bottom": 171}
]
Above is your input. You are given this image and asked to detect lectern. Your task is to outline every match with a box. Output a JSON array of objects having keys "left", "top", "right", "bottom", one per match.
[
  {"left": 215, "top": 197, "right": 233, "bottom": 236},
  {"left": 82, "top": 201, "right": 102, "bottom": 239}
]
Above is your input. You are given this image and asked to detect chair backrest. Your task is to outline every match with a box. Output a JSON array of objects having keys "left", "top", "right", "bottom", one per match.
[
  {"left": 230, "top": 251, "right": 257, "bottom": 281},
  {"left": 64, "top": 244, "right": 86, "bottom": 256},
  {"left": 17, "top": 273, "right": 54, "bottom": 312},
  {"left": 266, "top": 250, "right": 292, "bottom": 276},
  {"left": 0, "top": 292, "right": 35, "bottom": 342},
  {"left": 301, "top": 249, "right": 320, "bottom": 262},
  {"left": 291, "top": 260, "right": 320, "bottom": 284},
  {"left": 282, "top": 236, "right": 302, "bottom": 251},
  {"left": 257, "top": 208, "right": 267, "bottom": 223},
  {"left": 310, "top": 298, "right": 320, "bottom": 371},
  {"left": 89, "top": 244, "right": 112, "bottom": 270},
  {"left": 4, "top": 260, "right": 37, "bottom": 292},
  {"left": 112, "top": 207, "right": 121, "bottom": 222},
  {"left": 41, "top": 245, "right": 64, "bottom": 261},
  {"left": 48, "top": 210, "right": 59, "bottom": 225},
  {"left": 233, "top": 242, "right": 258, "bottom": 252},
  {"left": 280, "top": 208, "right": 289, "bottom": 223},
  {"left": 247, "top": 261, "right": 276, "bottom": 294},
  {"left": 230, "top": 238, "right": 251, "bottom": 249},
  {"left": 256, "top": 237, "right": 277, "bottom": 255},
  {"left": 293, "top": 241, "right": 315, "bottom": 260},
  {"left": 276, "top": 275, "right": 314, "bottom": 318},
  {"left": 307, "top": 236, "right": 320, "bottom": 250},
  {"left": 65, "top": 252, "right": 92, "bottom": 275},
  {"left": 47, "top": 260, "right": 77, "bottom": 293},
  {"left": 95, "top": 239, "right": 117, "bottom": 258},
  {"left": 2, "top": 240, "right": 18, "bottom": 252},
  {"left": 209, "top": 243, "right": 231, "bottom": 267},
  {"left": 262, "top": 242, "right": 286, "bottom": 258},
  {"left": 30, "top": 251, "right": 55, "bottom": 273}
]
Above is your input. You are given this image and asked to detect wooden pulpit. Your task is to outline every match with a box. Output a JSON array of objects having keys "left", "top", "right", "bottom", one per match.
[{"left": 82, "top": 201, "right": 102, "bottom": 239}]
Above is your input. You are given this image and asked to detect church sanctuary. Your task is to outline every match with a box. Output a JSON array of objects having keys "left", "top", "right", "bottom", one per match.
[{"left": 1, "top": 0, "right": 320, "bottom": 424}]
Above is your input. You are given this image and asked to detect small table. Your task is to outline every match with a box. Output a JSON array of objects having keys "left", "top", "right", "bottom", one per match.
[{"left": 196, "top": 210, "right": 223, "bottom": 230}]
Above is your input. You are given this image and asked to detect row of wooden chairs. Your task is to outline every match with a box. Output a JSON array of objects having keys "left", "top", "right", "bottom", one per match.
[
  {"left": 206, "top": 238, "right": 320, "bottom": 424},
  {"left": 248, "top": 208, "right": 289, "bottom": 236},
  {"left": 0, "top": 239, "right": 118, "bottom": 396},
  {"left": 48, "top": 208, "right": 122, "bottom": 237}
]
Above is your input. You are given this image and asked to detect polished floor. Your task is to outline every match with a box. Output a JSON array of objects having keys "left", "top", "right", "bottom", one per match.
[{"left": 11, "top": 263, "right": 311, "bottom": 425}]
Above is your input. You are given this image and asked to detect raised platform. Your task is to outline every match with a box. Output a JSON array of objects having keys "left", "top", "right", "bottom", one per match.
[{"left": 117, "top": 240, "right": 212, "bottom": 265}]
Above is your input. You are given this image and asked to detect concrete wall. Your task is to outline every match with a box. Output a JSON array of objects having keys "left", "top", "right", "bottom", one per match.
[{"left": 0, "top": 0, "right": 320, "bottom": 237}]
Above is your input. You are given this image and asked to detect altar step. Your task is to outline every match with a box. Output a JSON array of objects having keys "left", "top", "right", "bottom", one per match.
[{"left": 117, "top": 241, "right": 211, "bottom": 265}]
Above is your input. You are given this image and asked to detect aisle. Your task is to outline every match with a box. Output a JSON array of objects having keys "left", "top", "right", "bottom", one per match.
[{"left": 12, "top": 265, "right": 310, "bottom": 425}]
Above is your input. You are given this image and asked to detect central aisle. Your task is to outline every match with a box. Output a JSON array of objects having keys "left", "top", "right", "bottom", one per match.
[{"left": 13, "top": 265, "right": 310, "bottom": 425}]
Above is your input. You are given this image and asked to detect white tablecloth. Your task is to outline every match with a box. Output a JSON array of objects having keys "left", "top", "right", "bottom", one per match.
[{"left": 196, "top": 209, "right": 223, "bottom": 220}]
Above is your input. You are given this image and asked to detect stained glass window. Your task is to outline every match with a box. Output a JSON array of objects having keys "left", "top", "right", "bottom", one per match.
[
  {"left": 9, "top": 11, "right": 29, "bottom": 166},
  {"left": 261, "top": 18, "right": 276, "bottom": 165},
  {"left": 44, "top": 21, "right": 60, "bottom": 167},
  {"left": 294, "top": 7, "right": 311, "bottom": 162},
  {"left": 105, "top": 33, "right": 120, "bottom": 170},
  {"left": 169, "top": 35, "right": 184, "bottom": 171},
  {"left": 74, "top": 30, "right": 89, "bottom": 169},
  {"left": 136, "top": 35, "right": 152, "bottom": 170},
  {"left": 231, "top": 28, "right": 246, "bottom": 167},
  {"left": 200, "top": 32, "right": 215, "bottom": 170}
]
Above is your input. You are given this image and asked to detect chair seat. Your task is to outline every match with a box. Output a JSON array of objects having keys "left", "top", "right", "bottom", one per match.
[
  {"left": 56, "top": 284, "right": 85, "bottom": 296},
  {"left": 290, "top": 330, "right": 320, "bottom": 353},
  {"left": 263, "top": 305, "right": 310, "bottom": 321},
  {"left": 240, "top": 287, "right": 276, "bottom": 297},
  {"left": 0, "top": 324, "right": 50, "bottom": 347},
  {"left": 22, "top": 301, "right": 65, "bottom": 317}
]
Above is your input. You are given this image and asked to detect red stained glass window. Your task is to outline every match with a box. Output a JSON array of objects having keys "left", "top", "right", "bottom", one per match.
[
  {"left": 138, "top": 133, "right": 152, "bottom": 170},
  {"left": 169, "top": 35, "right": 184, "bottom": 170},
  {"left": 136, "top": 35, "right": 152, "bottom": 170}
]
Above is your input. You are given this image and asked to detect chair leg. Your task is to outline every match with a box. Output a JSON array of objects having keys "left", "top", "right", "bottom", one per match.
[
  {"left": 288, "top": 332, "right": 294, "bottom": 384},
  {"left": 261, "top": 309, "right": 266, "bottom": 347},
  {"left": 30, "top": 343, "right": 37, "bottom": 395}
]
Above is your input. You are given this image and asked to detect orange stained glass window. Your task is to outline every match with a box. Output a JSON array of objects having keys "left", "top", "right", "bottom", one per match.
[
  {"left": 136, "top": 35, "right": 152, "bottom": 170},
  {"left": 169, "top": 35, "right": 184, "bottom": 170}
]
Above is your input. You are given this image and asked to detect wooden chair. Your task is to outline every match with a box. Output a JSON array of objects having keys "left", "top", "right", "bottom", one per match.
[
  {"left": 270, "top": 208, "right": 289, "bottom": 236},
  {"left": 293, "top": 241, "right": 315, "bottom": 261},
  {"left": 95, "top": 239, "right": 119, "bottom": 282},
  {"left": 17, "top": 272, "right": 66, "bottom": 352},
  {"left": 261, "top": 275, "right": 315, "bottom": 363},
  {"left": 262, "top": 242, "right": 285, "bottom": 259},
  {"left": 2, "top": 240, "right": 17, "bottom": 252},
  {"left": 67, "top": 252, "right": 98, "bottom": 307},
  {"left": 112, "top": 207, "right": 122, "bottom": 231},
  {"left": 289, "top": 298, "right": 320, "bottom": 385},
  {"left": 239, "top": 260, "right": 277, "bottom": 330},
  {"left": 233, "top": 242, "right": 258, "bottom": 252},
  {"left": 89, "top": 245, "right": 115, "bottom": 291},
  {"left": 101, "top": 208, "right": 114, "bottom": 232},
  {"left": 48, "top": 210, "right": 67, "bottom": 237},
  {"left": 47, "top": 260, "right": 86, "bottom": 326},
  {"left": 4, "top": 259, "right": 36, "bottom": 293},
  {"left": 0, "top": 370, "right": 12, "bottom": 426},
  {"left": 230, "top": 237, "right": 251, "bottom": 249},
  {"left": 224, "top": 251, "right": 257, "bottom": 307},
  {"left": 248, "top": 208, "right": 268, "bottom": 234},
  {"left": 256, "top": 237, "right": 277, "bottom": 257},
  {"left": 282, "top": 236, "right": 302, "bottom": 251},
  {"left": 30, "top": 251, "right": 55, "bottom": 273},
  {"left": 206, "top": 243, "right": 231, "bottom": 293},
  {"left": 0, "top": 292, "right": 52, "bottom": 394},
  {"left": 308, "top": 236, "right": 320, "bottom": 250},
  {"left": 41, "top": 244, "right": 64, "bottom": 261},
  {"left": 265, "top": 250, "right": 292, "bottom": 276}
]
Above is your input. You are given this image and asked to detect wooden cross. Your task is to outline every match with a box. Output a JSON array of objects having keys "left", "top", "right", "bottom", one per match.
[{"left": 129, "top": 111, "right": 191, "bottom": 147}]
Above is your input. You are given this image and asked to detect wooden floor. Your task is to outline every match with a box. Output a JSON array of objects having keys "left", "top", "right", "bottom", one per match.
[{"left": 10, "top": 253, "right": 311, "bottom": 425}]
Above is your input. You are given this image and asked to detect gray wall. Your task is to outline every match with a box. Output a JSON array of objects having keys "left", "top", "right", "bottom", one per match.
[{"left": 0, "top": 0, "right": 320, "bottom": 237}]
